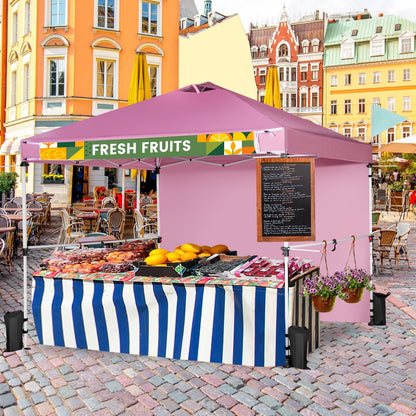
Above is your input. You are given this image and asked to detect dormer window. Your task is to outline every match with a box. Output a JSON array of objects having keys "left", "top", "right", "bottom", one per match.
[
  {"left": 340, "top": 39, "right": 354, "bottom": 59},
  {"left": 251, "top": 45, "right": 258, "bottom": 58},
  {"left": 278, "top": 43, "right": 289, "bottom": 57},
  {"left": 375, "top": 26, "right": 382, "bottom": 33},
  {"left": 259, "top": 45, "right": 268, "bottom": 58},
  {"left": 395, "top": 23, "right": 401, "bottom": 31},
  {"left": 399, "top": 32, "right": 414, "bottom": 53},
  {"left": 370, "top": 35, "right": 385, "bottom": 57},
  {"left": 311, "top": 39, "right": 319, "bottom": 52},
  {"left": 352, "top": 29, "right": 358, "bottom": 36},
  {"left": 302, "top": 40, "right": 309, "bottom": 54}
]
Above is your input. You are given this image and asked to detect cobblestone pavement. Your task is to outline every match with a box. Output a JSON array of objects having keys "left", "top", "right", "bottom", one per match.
[{"left": 1, "top": 212, "right": 416, "bottom": 415}]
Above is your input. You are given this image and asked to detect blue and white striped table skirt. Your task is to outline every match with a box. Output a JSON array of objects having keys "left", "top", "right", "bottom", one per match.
[{"left": 32, "top": 276, "right": 286, "bottom": 367}]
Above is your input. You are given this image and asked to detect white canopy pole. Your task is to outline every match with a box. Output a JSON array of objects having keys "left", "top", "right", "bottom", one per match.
[
  {"left": 283, "top": 241, "right": 290, "bottom": 366},
  {"left": 21, "top": 162, "right": 28, "bottom": 348},
  {"left": 122, "top": 170, "right": 126, "bottom": 209}
]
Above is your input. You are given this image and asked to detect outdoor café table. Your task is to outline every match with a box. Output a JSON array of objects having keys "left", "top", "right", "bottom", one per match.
[
  {"left": 31, "top": 268, "right": 295, "bottom": 367},
  {"left": 75, "top": 212, "right": 99, "bottom": 232},
  {"left": 0, "top": 226, "right": 16, "bottom": 234},
  {"left": 76, "top": 207, "right": 112, "bottom": 213},
  {"left": 77, "top": 234, "right": 116, "bottom": 247},
  {"left": 3, "top": 207, "right": 43, "bottom": 214}
]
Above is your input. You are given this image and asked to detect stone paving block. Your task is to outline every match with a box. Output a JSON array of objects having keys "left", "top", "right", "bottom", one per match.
[
  {"left": 218, "top": 383, "right": 237, "bottom": 396},
  {"left": 31, "top": 391, "right": 47, "bottom": 405},
  {"left": 258, "top": 394, "right": 283, "bottom": 410},
  {"left": 153, "top": 406, "right": 173, "bottom": 416},
  {"left": 230, "top": 403, "right": 256, "bottom": 416},
  {"left": 4, "top": 407, "right": 21, "bottom": 416},
  {"left": 252, "top": 403, "right": 278, "bottom": 416},
  {"left": 214, "top": 408, "right": 235, "bottom": 416},
  {"left": 232, "top": 390, "right": 259, "bottom": 408},
  {"left": 101, "top": 398, "right": 125, "bottom": 415},
  {"left": 163, "top": 373, "right": 182, "bottom": 385},
  {"left": 199, "top": 397, "right": 220, "bottom": 412},
  {"left": 168, "top": 389, "right": 189, "bottom": 404},
  {"left": 180, "top": 398, "right": 203, "bottom": 414},
  {"left": 224, "top": 376, "right": 245, "bottom": 390},
  {"left": 200, "top": 384, "right": 223, "bottom": 401},
  {"left": 0, "top": 392, "right": 17, "bottom": 408}
]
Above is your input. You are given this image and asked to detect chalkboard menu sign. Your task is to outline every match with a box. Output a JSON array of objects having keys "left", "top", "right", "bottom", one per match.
[{"left": 257, "top": 158, "right": 315, "bottom": 241}]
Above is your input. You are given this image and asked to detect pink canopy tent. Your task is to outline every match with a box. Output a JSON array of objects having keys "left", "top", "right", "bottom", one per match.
[
  {"left": 21, "top": 82, "right": 371, "bottom": 167},
  {"left": 18, "top": 83, "right": 373, "bottom": 354}
]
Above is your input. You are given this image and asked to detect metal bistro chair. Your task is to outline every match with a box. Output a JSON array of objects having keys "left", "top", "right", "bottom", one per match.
[
  {"left": 393, "top": 222, "right": 411, "bottom": 269},
  {"left": 133, "top": 209, "right": 158, "bottom": 239},
  {"left": 0, "top": 215, "right": 14, "bottom": 271},
  {"left": 373, "top": 229, "right": 397, "bottom": 272},
  {"left": 58, "top": 209, "right": 86, "bottom": 246},
  {"left": 27, "top": 200, "right": 44, "bottom": 243},
  {"left": 4, "top": 200, "right": 21, "bottom": 210}
]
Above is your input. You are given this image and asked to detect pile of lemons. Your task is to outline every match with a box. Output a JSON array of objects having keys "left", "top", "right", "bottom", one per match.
[{"left": 144, "top": 243, "right": 229, "bottom": 266}]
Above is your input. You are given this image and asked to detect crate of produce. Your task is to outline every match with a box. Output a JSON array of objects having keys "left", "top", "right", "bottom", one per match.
[
  {"left": 134, "top": 257, "right": 201, "bottom": 277},
  {"left": 194, "top": 254, "right": 253, "bottom": 276}
]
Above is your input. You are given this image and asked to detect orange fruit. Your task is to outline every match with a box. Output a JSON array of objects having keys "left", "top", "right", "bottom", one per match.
[
  {"left": 198, "top": 252, "right": 211, "bottom": 257},
  {"left": 210, "top": 244, "right": 229, "bottom": 254},
  {"left": 145, "top": 254, "right": 167, "bottom": 265},
  {"left": 181, "top": 243, "right": 201, "bottom": 253},
  {"left": 166, "top": 252, "right": 181, "bottom": 262},
  {"left": 200, "top": 245, "right": 212, "bottom": 254},
  {"left": 174, "top": 248, "right": 185, "bottom": 255},
  {"left": 149, "top": 248, "right": 169, "bottom": 257},
  {"left": 181, "top": 252, "right": 197, "bottom": 261}
]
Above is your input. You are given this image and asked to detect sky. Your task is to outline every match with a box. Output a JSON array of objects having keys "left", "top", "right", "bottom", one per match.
[{"left": 195, "top": 1, "right": 416, "bottom": 31}]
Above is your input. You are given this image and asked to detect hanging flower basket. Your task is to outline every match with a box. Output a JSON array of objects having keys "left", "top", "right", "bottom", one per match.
[
  {"left": 342, "top": 287, "right": 364, "bottom": 304},
  {"left": 311, "top": 295, "right": 336, "bottom": 313}
]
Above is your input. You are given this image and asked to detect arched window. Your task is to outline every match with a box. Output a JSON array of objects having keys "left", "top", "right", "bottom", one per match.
[{"left": 279, "top": 44, "right": 288, "bottom": 57}]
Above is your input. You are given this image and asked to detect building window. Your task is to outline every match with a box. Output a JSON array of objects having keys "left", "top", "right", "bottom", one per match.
[
  {"left": 311, "top": 92, "right": 318, "bottom": 107},
  {"left": 259, "top": 69, "right": 266, "bottom": 84},
  {"left": 43, "top": 164, "right": 65, "bottom": 183},
  {"left": 330, "top": 75, "right": 337, "bottom": 86},
  {"left": 23, "top": 63, "right": 30, "bottom": 101},
  {"left": 97, "top": 0, "right": 116, "bottom": 29},
  {"left": 340, "top": 39, "right": 354, "bottom": 59},
  {"left": 312, "top": 39, "right": 319, "bottom": 52},
  {"left": 302, "top": 40, "right": 309, "bottom": 54},
  {"left": 291, "top": 67, "right": 297, "bottom": 81},
  {"left": 250, "top": 46, "right": 258, "bottom": 59},
  {"left": 11, "top": 71, "right": 17, "bottom": 106},
  {"left": 279, "top": 67, "right": 284, "bottom": 81},
  {"left": 357, "top": 126, "right": 366, "bottom": 140},
  {"left": 343, "top": 126, "right": 352, "bottom": 137},
  {"left": 49, "top": 0, "right": 67, "bottom": 26},
  {"left": 403, "top": 69, "right": 411, "bottom": 81},
  {"left": 399, "top": 34, "right": 414, "bottom": 53},
  {"left": 24, "top": 1, "right": 31, "bottom": 34},
  {"left": 358, "top": 98, "right": 365, "bottom": 113},
  {"left": 278, "top": 44, "right": 288, "bottom": 57},
  {"left": 330, "top": 100, "right": 337, "bottom": 115},
  {"left": 12, "top": 11, "right": 18, "bottom": 44},
  {"left": 344, "top": 99, "right": 351, "bottom": 114},
  {"left": 140, "top": 1, "right": 160, "bottom": 36},
  {"left": 259, "top": 45, "right": 267, "bottom": 58},
  {"left": 373, "top": 97, "right": 381, "bottom": 106},
  {"left": 344, "top": 74, "right": 351, "bottom": 85},
  {"left": 372, "top": 135, "right": 380, "bottom": 145},
  {"left": 96, "top": 59, "right": 115, "bottom": 98},
  {"left": 387, "top": 128, "right": 395, "bottom": 143},
  {"left": 387, "top": 70, "right": 395, "bottom": 82},
  {"left": 300, "top": 65, "right": 308, "bottom": 81},
  {"left": 358, "top": 72, "right": 366, "bottom": 84},
  {"left": 402, "top": 124, "right": 412, "bottom": 138},
  {"left": 387, "top": 97, "right": 395, "bottom": 111},
  {"left": 291, "top": 94, "right": 297, "bottom": 107},
  {"left": 48, "top": 58, "right": 65, "bottom": 96},
  {"left": 370, "top": 37, "right": 384, "bottom": 56},
  {"left": 403, "top": 96, "right": 411, "bottom": 112},
  {"left": 311, "top": 64, "right": 319, "bottom": 80},
  {"left": 373, "top": 71, "right": 381, "bottom": 83},
  {"left": 148, "top": 64, "right": 159, "bottom": 97},
  {"left": 301, "top": 92, "right": 307, "bottom": 107}
]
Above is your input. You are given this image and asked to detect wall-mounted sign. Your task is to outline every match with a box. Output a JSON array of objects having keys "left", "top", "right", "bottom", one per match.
[{"left": 257, "top": 158, "right": 315, "bottom": 241}]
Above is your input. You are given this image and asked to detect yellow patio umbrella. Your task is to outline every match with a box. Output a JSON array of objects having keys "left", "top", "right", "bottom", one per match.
[
  {"left": 128, "top": 53, "right": 151, "bottom": 181},
  {"left": 264, "top": 65, "right": 281, "bottom": 109}
]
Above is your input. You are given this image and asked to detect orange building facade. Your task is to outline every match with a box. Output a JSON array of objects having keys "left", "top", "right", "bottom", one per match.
[{"left": 2, "top": 0, "right": 179, "bottom": 203}]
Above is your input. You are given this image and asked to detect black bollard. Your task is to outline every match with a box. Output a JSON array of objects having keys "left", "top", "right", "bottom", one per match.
[
  {"left": 5, "top": 310, "right": 24, "bottom": 352},
  {"left": 288, "top": 325, "right": 310, "bottom": 369},
  {"left": 369, "top": 291, "right": 391, "bottom": 326}
]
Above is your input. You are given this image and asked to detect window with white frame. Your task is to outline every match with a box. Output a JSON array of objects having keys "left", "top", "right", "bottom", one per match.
[
  {"left": 48, "top": 58, "right": 65, "bottom": 96},
  {"left": 312, "top": 39, "right": 319, "bottom": 52},
  {"left": 300, "top": 88, "right": 307, "bottom": 107},
  {"left": 330, "top": 75, "right": 337, "bottom": 86},
  {"left": 96, "top": 59, "right": 115, "bottom": 98},
  {"left": 23, "top": 63, "right": 30, "bottom": 101},
  {"left": 47, "top": 0, "right": 67, "bottom": 26},
  {"left": 358, "top": 98, "right": 365, "bottom": 113},
  {"left": 340, "top": 39, "right": 354, "bottom": 59},
  {"left": 12, "top": 10, "right": 18, "bottom": 44},
  {"left": 24, "top": 1, "right": 31, "bottom": 35},
  {"left": 259, "top": 45, "right": 267, "bottom": 58},
  {"left": 278, "top": 43, "right": 288, "bottom": 57},
  {"left": 302, "top": 40, "right": 309, "bottom": 54},
  {"left": 388, "top": 70, "right": 395, "bottom": 82},
  {"left": 387, "top": 128, "right": 395, "bottom": 143},
  {"left": 328, "top": 123, "right": 338, "bottom": 132},
  {"left": 372, "top": 135, "right": 379, "bottom": 145},
  {"left": 358, "top": 72, "right": 366, "bottom": 84},
  {"left": 11, "top": 70, "right": 17, "bottom": 106},
  {"left": 300, "top": 64, "right": 308, "bottom": 81},
  {"left": 253, "top": 68, "right": 257, "bottom": 77},
  {"left": 344, "top": 99, "right": 351, "bottom": 114},
  {"left": 251, "top": 46, "right": 258, "bottom": 59},
  {"left": 387, "top": 97, "right": 395, "bottom": 111},
  {"left": 291, "top": 67, "right": 296, "bottom": 81},
  {"left": 370, "top": 36, "right": 385, "bottom": 56},
  {"left": 357, "top": 125, "right": 366, "bottom": 140},
  {"left": 345, "top": 74, "right": 351, "bottom": 85},
  {"left": 330, "top": 100, "right": 337, "bottom": 115},
  {"left": 146, "top": 53, "right": 162, "bottom": 97},
  {"left": 343, "top": 125, "right": 352, "bottom": 137},
  {"left": 311, "top": 64, "right": 319, "bottom": 80},
  {"left": 403, "top": 96, "right": 411, "bottom": 112},
  {"left": 402, "top": 123, "right": 412, "bottom": 138},
  {"left": 373, "top": 97, "right": 381, "bottom": 106},
  {"left": 311, "top": 91, "right": 318, "bottom": 107},
  {"left": 290, "top": 94, "right": 296, "bottom": 107},
  {"left": 259, "top": 68, "right": 266, "bottom": 84},
  {"left": 139, "top": 1, "right": 161, "bottom": 36},
  {"left": 403, "top": 68, "right": 411, "bottom": 81},
  {"left": 96, "top": 0, "right": 118, "bottom": 30},
  {"left": 373, "top": 71, "right": 381, "bottom": 83},
  {"left": 399, "top": 33, "right": 414, "bottom": 53}
]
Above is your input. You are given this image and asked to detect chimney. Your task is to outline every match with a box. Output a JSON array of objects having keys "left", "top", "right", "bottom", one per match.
[
  {"left": 378, "top": 13, "right": 383, "bottom": 17},
  {"left": 357, "top": 14, "right": 361, "bottom": 20}
]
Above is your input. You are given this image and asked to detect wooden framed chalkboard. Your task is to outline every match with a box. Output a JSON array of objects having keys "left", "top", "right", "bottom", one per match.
[{"left": 257, "top": 158, "right": 315, "bottom": 241}]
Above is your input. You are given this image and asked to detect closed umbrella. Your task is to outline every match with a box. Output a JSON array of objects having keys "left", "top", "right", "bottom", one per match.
[
  {"left": 127, "top": 53, "right": 152, "bottom": 215},
  {"left": 264, "top": 65, "right": 281, "bottom": 109}
]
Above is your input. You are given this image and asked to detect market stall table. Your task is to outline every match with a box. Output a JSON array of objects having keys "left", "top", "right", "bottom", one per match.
[{"left": 77, "top": 234, "right": 117, "bottom": 247}]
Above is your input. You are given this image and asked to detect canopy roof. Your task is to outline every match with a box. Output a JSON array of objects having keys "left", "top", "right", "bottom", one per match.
[{"left": 21, "top": 82, "right": 372, "bottom": 169}]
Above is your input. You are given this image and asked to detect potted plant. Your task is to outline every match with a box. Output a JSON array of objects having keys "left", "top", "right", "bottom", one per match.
[
  {"left": 0, "top": 171, "right": 19, "bottom": 206},
  {"left": 300, "top": 272, "right": 345, "bottom": 312},
  {"left": 334, "top": 267, "right": 373, "bottom": 304},
  {"left": 42, "top": 173, "right": 64, "bottom": 184}
]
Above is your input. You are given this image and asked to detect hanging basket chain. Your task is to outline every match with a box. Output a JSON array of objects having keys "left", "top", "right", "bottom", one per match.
[
  {"left": 319, "top": 240, "right": 329, "bottom": 276},
  {"left": 345, "top": 235, "right": 357, "bottom": 269}
]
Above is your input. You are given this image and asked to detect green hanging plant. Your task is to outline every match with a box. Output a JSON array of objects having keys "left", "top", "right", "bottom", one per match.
[{"left": 0, "top": 172, "right": 19, "bottom": 195}]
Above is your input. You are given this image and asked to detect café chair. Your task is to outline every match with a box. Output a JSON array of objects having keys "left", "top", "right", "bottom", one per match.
[
  {"left": 133, "top": 209, "right": 158, "bottom": 239},
  {"left": 101, "top": 197, "right": 117, "bottom": 209},
  {"left": 27, "top": 200, "right": 45, "bottom": 242},
  {"left": 106, "top": 207, "right": 126, "bottom": 240},
  {"left": 4, "top": 200, "right": 20, "bottom": 210},
  {"left": 373, "top": 229, "right": 397, "bottom": 272},
  {"left": 58, "top": 209, "right": 86, "bottom": 246},
  {"left": 11, "top": 196, "right": 23, "bottom": 207},
  {"left": 0, "top": 215, "right": 14, "bottom": 270},
  {"left": 393, "top": 222, "right": 411, "bottom": 269}
]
